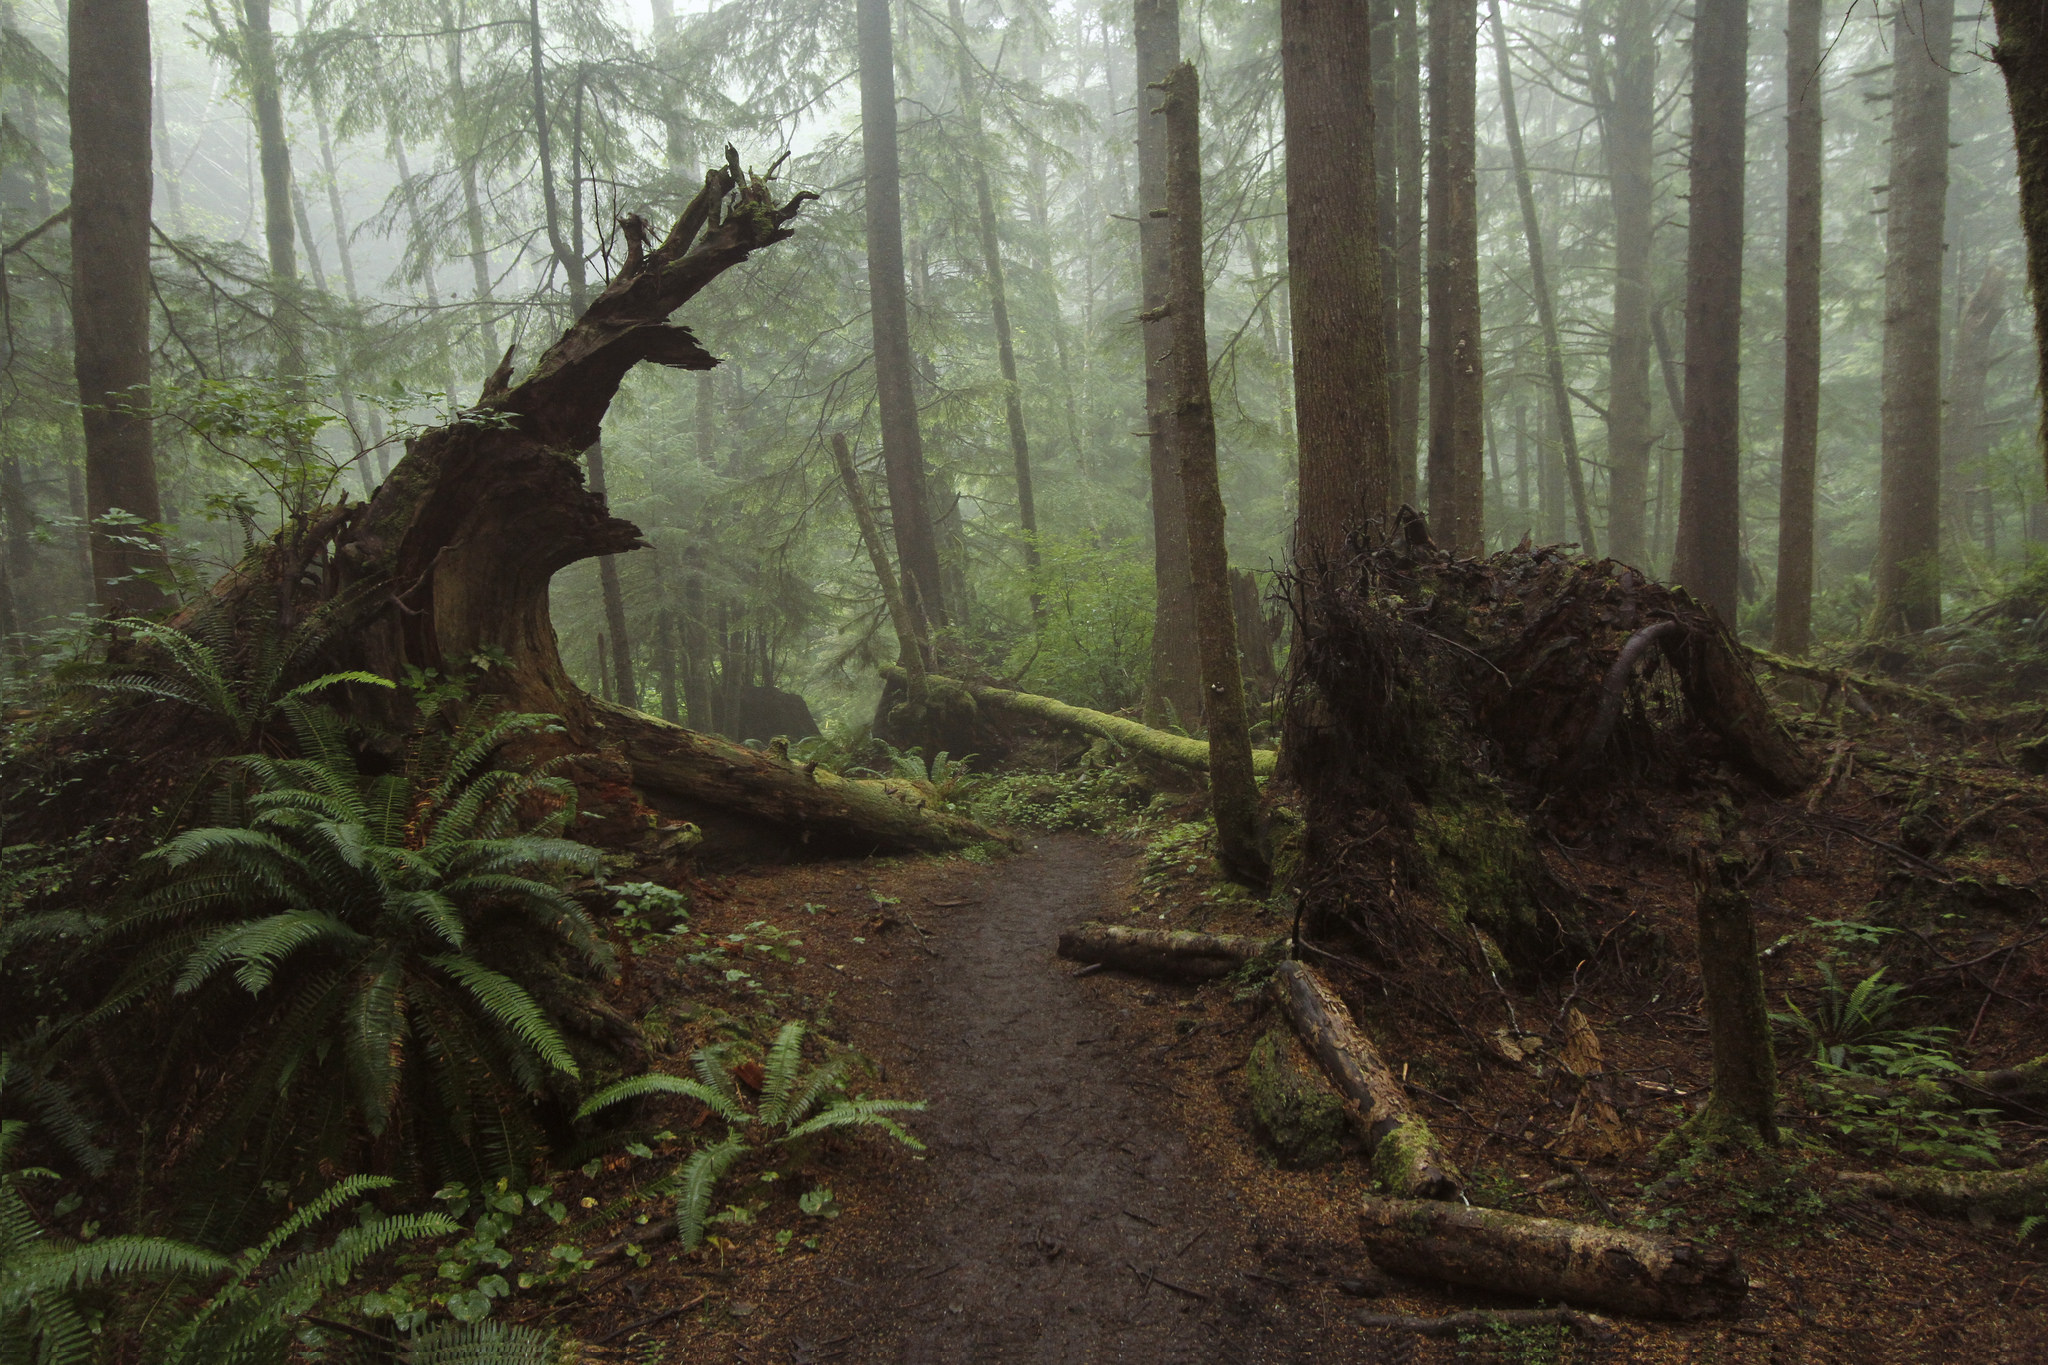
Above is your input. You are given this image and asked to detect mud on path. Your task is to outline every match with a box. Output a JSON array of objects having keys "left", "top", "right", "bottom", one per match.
[{"left": 758, "top": 834, "right": 1365, "bottom": 1364}]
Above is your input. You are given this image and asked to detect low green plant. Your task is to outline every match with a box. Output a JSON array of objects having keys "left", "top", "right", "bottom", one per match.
[
  {"left": 577, "top": 1021, "right": 924, "bottom": 1249},
  {"left": 881, "top": 747, "right": 980, "bottom": 811},
  {"left": 1774, "top": 963, "right": 1949, "bottom": 1071}
]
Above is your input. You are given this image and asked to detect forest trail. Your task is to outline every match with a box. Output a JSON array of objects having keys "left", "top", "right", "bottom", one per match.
[{"left": 765, "top": 835, "right": 1370, "bottom": 1364}]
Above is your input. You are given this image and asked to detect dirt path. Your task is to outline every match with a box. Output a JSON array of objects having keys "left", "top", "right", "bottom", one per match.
[{"left": 767, "top": 835, "right": 1369, "bottom": 1364}]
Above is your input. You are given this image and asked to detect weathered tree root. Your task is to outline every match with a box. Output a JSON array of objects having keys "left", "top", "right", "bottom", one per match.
[
  {"left": 1357, "top": 1196, "right": 1748, "bottom": 1320},
  {"left": 1271, "top": 961, "right": 1462, "bottom": 1199},
  {"left": 1055, "top": 923, "right": 1277, "bottom": 980},
  {"left": 888, "top": 668, "right": 1278, "bottom": 776},
  {"left": 1839, "top": 1157, "right": 2048, "bottom": 1219},
  {"left": 1356, "top": 1307, "right": 1616, "bottom": 1340}
]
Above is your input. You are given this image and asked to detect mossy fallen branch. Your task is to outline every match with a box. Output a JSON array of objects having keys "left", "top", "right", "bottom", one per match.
[
  {"left": 882, "top": 667, "right": 1277, "bottom": 776},
  {"left": 1745, "top": 647, "right": 1971, "bottom": 726},
  {"left": 1056, "top": 923, "right": 1278, "bottom": 979},
  {"left": 1839, "top": 1156, "right": 2048, "bottom": 1219}
]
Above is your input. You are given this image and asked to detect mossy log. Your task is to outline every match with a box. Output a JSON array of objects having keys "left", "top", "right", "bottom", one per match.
[
  {"left": 1271, "top": 960, "right": 1462, "bottom": 1199},
  {"left": 1355, "top": 1308, "right": 1615, "bottom": 1340},
  {"left": 1839, "top": 1157, "right": 2048, "bottom": 1219},
  {"left": 1357, "top": 1196, "right": 1748, "bottom": 1320},
  {"left": 1055, "top": 922, "right": 1277, "bottom": 979},
  {"left": 886, "top": 667, "right": 1278, "bottom": 777}
]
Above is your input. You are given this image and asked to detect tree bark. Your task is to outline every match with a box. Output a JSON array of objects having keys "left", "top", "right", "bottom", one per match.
[
  {"left": 1056, "top": 923, "right": 1277, "bottom": 979},
  {"left": 240, "top": 0, "right": 297, "bottom": 311},
  {"left": 1272, "top": 960, "right": 1461, "bottom": 1198},
  {"left": 1161, "top": 62, "right": 1267, "bottom": 887},
  {"left": 1944, "top": 267, "right": 2007, "bottom": 543},
  {"left": 1686, "top": 852, "right": 1779, "bottom": 1145},
  {"left": 1873, "top": 0, "right": 1954, "bottom": 636},
  {"left": 946, "top": 0, "right": 1040, "bottom": 613},
  {"left": 1588, "top": 0, "right": 1654, "bottom": 567},
  {"left": 1773, "top": 0, "right": 1824, "bottom": 656},
  {"left": 70, "top": 0, "right": 169, "bottom": 615},
  {"left": 1357, "top": 1197, "right": 1749, "bottom": 1319},
  {"left": 1282, "top": 0, "right": 1393, "bottom": 567},
  {"left": 443, "top": 1, "right": 500, "bottom": 365},
  {"left": 1393, "top": 0, "right": 1423, "bottom": 507},
  {"left": 1670, "top": 0, "right": 1749, "bottom": 618},
  {"left": 1840, "top": 1157, "right": 2048, "bottom": 1220},
  {"left": 857, "top": 0, "right": 948, "bottom": 630},
  {"left": 833, "top": 432, "right": 927, "bottom": 723},
  {"left": 1428, "top": 0, "right": 1485, "bottom": 555},
  {"left": 1491, "top": 0, "right": 1591, "bottom": 556},
  {"left": 654, "top": 607, "right": 680, "bottom": 723},
  {"left": 1991, "top": 0, "right": 2048, "bottom": 495},
  {"left": 1135, "top": 0, "right": 1201, "bottom": 727}
]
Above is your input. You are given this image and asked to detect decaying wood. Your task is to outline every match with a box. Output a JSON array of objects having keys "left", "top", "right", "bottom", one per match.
[
  {"left": 1271, "top": 960, "right": 1462, "bottom": 1199},
  {"left": 1840, "top": 1156, "right": 2048, "bottom": 1219},
  {"left": 1055, "top": 922, "right": 1277, "bottom": 979},
  {"left": 1357, "top": 1196, "right": 1748, "bottom": 1320},
  {"left": 1355, "top": 1307, "right": 1615, "bottom": 1340},
  {"left": 891, "top": 669, "right": 1278, "bottom": 776}
]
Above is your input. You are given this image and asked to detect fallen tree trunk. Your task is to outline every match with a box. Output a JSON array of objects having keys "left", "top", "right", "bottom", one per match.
[
  {"left": 1355, "top": 1308, "right": 1615, "bottom": 1340},
  {"left": 597, "top": 700, "right": 985, "bottom": 856},
  {"left": 885, "top": 667, "right": 1277, "bottom": 777},
  {"left": 1357, "top": 1196, "right": 1748, "bottom": 1320},
  {"left": 1055, "top": 922, "right": 1277, "bottom": 979},
  {"left": 1271, "top": 960, "right": 1462, "bottom": 1199},
  {"left": 1839, "top": 1157, "right": 2048, "bottom": 1219}
]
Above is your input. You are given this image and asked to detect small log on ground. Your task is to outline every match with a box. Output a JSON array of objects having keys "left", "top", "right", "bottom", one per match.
[
  {"left": 1055, "top": 922, "right": 1277, "bottom": 979},
  {"left": 1271, "top": 960, "right": 1462, "bottom": 1199},
  {"left": 1357, "top": 1196, "right": 1748, "bottom": 1320},
  {"left": 1839, "top": 1156, "right": 2048, "bottom": 1219},
  {"left": 1356, "top": 1308, "right": 1615, "bottom": 1340}
]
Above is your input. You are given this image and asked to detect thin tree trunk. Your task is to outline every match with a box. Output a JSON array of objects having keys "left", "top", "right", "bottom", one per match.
[
  {"left": 1685, "top": 852, "right": 1780, "bottom": 1145},
  {"left": 1944, "top": 267, "right": 2006, "bottom": 553},
  {"left": 946, "top": 0, "right": 1040, "bottom": 615},
  {"left": 440, "top": 1, "right": 499, "bottom": 365},
  {"left": 1162, "top": 62, "right": 1267, "bottom": 887},
  {"left": 1491, "top": 0, "right": 1591, "bottom": 555},
  {"left": 239, "top": 0, "right": 303, "bottom": 381},
  {"left": 1872, "top": 0, "right": 1954, "bottom": 636},
  {"left": 1135, "top": 0, "right": 1201, "bottom": 727},
  {"left": 832, "top": 432, "right": 927, "bottom": 721},
  {"left": 1372, "top": 0, "right": 1401, "bottom": 503},
  {"left": 1587, "top": 0, "right": 1654, "bottom": 567},
  {"left": 1991, "top": 0, "right": 2048, "bottom": 493},
  {"left": 1283, "top": 0, "right": 1394, "bottom": 567},
  {"left": 1670, "top": 0, "right": 1749, "bottom": 618},
  {"left": 151, "top": 32, "right": 182, "bottom": 230},
  {"left": 70, "top": 0, "right": 169, "bottom": 614},
  {"left": 1394, "top": 0, "right": 1423, "bottom": 503},
  {"left": 1428, "top": 0, "right": 1484, "bottom": 554},
  {"left": 1773, "top": 0, "right": 1825, "bottom": 655},
  {"left": 857, "top": 0, "right": 948, "bottom": 630},
  {"left": 654, "top": 606, "right": 680, "bottom": 723}
]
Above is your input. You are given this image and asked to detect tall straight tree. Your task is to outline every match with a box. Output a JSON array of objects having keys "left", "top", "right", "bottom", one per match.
[
  {"left": 1945, "top": 267, "right": 2006, "bottom": 548},
  {"left": 1161, "top": 62, "right": 1266, "bottom": 886},
  {"left": 1990, "top": 0, "right": 2048, "bottom": 489},
  {"left": 1393, "top": 0, "right": 1423, "bottom": 502},
  {"left": 1135, "top": 0, "right": 1200, "bottom": 725},
  {"left": 1428, "top": 0, "right": 1484, "bottom": 553},
  {"left": 1284, "top": 0, "right": 1393, "bottom": 566},
  {"left": 858, "top": 0, "right": 948, "bottom": 630},
  {"left": 946, "top": 0, "right": 1039, "bottom": 611},
  {"left": 1773, "top": 0, "right": 1825, "bottom": 655},
  {"left": 1872, "top": 0, "right": 1955, "bottom": 636},
  {"left": 1492, "top": 0, "right": 1592, "bottom": 554},
  {"left": 1670, "top": 0, "right": 1750, "bottom": 619},
  {"left": 70, "top": 0, "right": 169, "bottom": 613},
  {"left": 1587, "top": 0, "right": 1655, "bottom": 567}
]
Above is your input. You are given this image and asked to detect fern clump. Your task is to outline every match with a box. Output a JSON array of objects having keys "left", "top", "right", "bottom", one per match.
[
  {"left": 578, "top": 1022, "right": 924, "bottom": 1248},
  {"left": 84, "top": 699, "right": 613, "bottom": 1195}
]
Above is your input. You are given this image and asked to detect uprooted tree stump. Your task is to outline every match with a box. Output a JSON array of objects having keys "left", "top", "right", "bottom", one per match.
[
  {"left": 19, "top": 154, "right": 983, "bottom": 862},
  {"left": 1281, "top": 510, "right": 1814, "bottom": 971}
]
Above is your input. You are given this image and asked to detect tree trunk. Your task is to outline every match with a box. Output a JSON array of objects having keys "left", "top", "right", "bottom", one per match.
[
  {"left": 1282, "top": 0, "right": 1393, "bottom": 567},
  {"left": 70, "top": 0, "right": 169, "bottom": 615},
  {"left": 442, "top": 2, "right": 499, "bottom": 365},
  {"left": 1944, "top": 267, "right": 2007, "bottom": 541},
  {"left": 1670, "top": 0, "right": 1749, "bottom": 619},
  {"left": 1684, "top": 852, "right": 1780, "bottom": 1145},
  {"left": 1428, "top": 0, "right": 1485, "bottom": 555},
  {"left": 1873, "top": 0, "right": 1954, "bottom": 636},
  {"left": 833, "top": 433, "right": 927, "bottom": 725},
  {"left": 1162, "top": 62, "right": 1267, "bottom": 887},
  {"left": 857, "top": 0, "right": 947, "bottom": 630},
  {"left": 1135, "top": 0, "right": 1201, "bottom": 727},
  {"left": 946, "top": 0, "right": 1040, "bottom": 614},
  {"left": 1491, "top": 0, "right": 1592, "bottom": 556},
  {"left": 1372, "top": 0, "right": 1400, "bottom": 504},
  {"left": 1842, "top": 1158, "right": 2048, "bottom": 1220},
  {"left": 1357, "top": 1197, "right": 1748, "bottom": 1319},
  {"left": 1271, "top": 960, "right": 1461, "bottom": 1198},
  {"left": 240, "top": 0, "right": 297, "bottom": 319},
  {"left": 653, "top": 607, "right": 680, "bottom": 723},
  {"left": 1991, "top": 0, "right": 2048, "bottom": 494},
  {"left": 1588, "top": 0, "right": 1654, "bottom": 567},
  {"left": 1394, "top": 0, "right": 1423, "bottom": 506},
  {"left": 1773, "top": 0, "right": 1824, "bottom": 656},
  {"left": 1056, "top": 923, "right": 1277, "bottom": 979}
]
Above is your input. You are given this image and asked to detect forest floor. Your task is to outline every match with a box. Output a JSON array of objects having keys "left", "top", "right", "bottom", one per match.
[{"left": 546, "top": 810, "right": 2048, "bottom": 1363}]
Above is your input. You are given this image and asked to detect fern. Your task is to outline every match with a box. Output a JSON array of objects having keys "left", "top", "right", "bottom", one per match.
[
  {"left": 656, "top": 1133, "right": 750, "bottom": 1250},
  {"left": 780, "top": 1098, "right": 928, "bottom": 1150},
  {"left": 574, "top": 1074, "right": 748, "bottom": 1125},
  {"left": 404, "top": 1319, "right": 575, "bottom": 1365}
]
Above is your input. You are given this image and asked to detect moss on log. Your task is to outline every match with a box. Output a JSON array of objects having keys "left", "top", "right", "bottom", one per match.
[
  {"left": 1357, "top": 1196, "right": 1748, "bottom": 1320},
  {"left": 1054, "top": 922, "right": 1278, "bottom": 979},
  {"left": 1271, "top": 960, "right": 1462, "bottom": 1199},
  {"left": 1840, "top": 1157, "right": 2048, "bottom": 1219}
]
